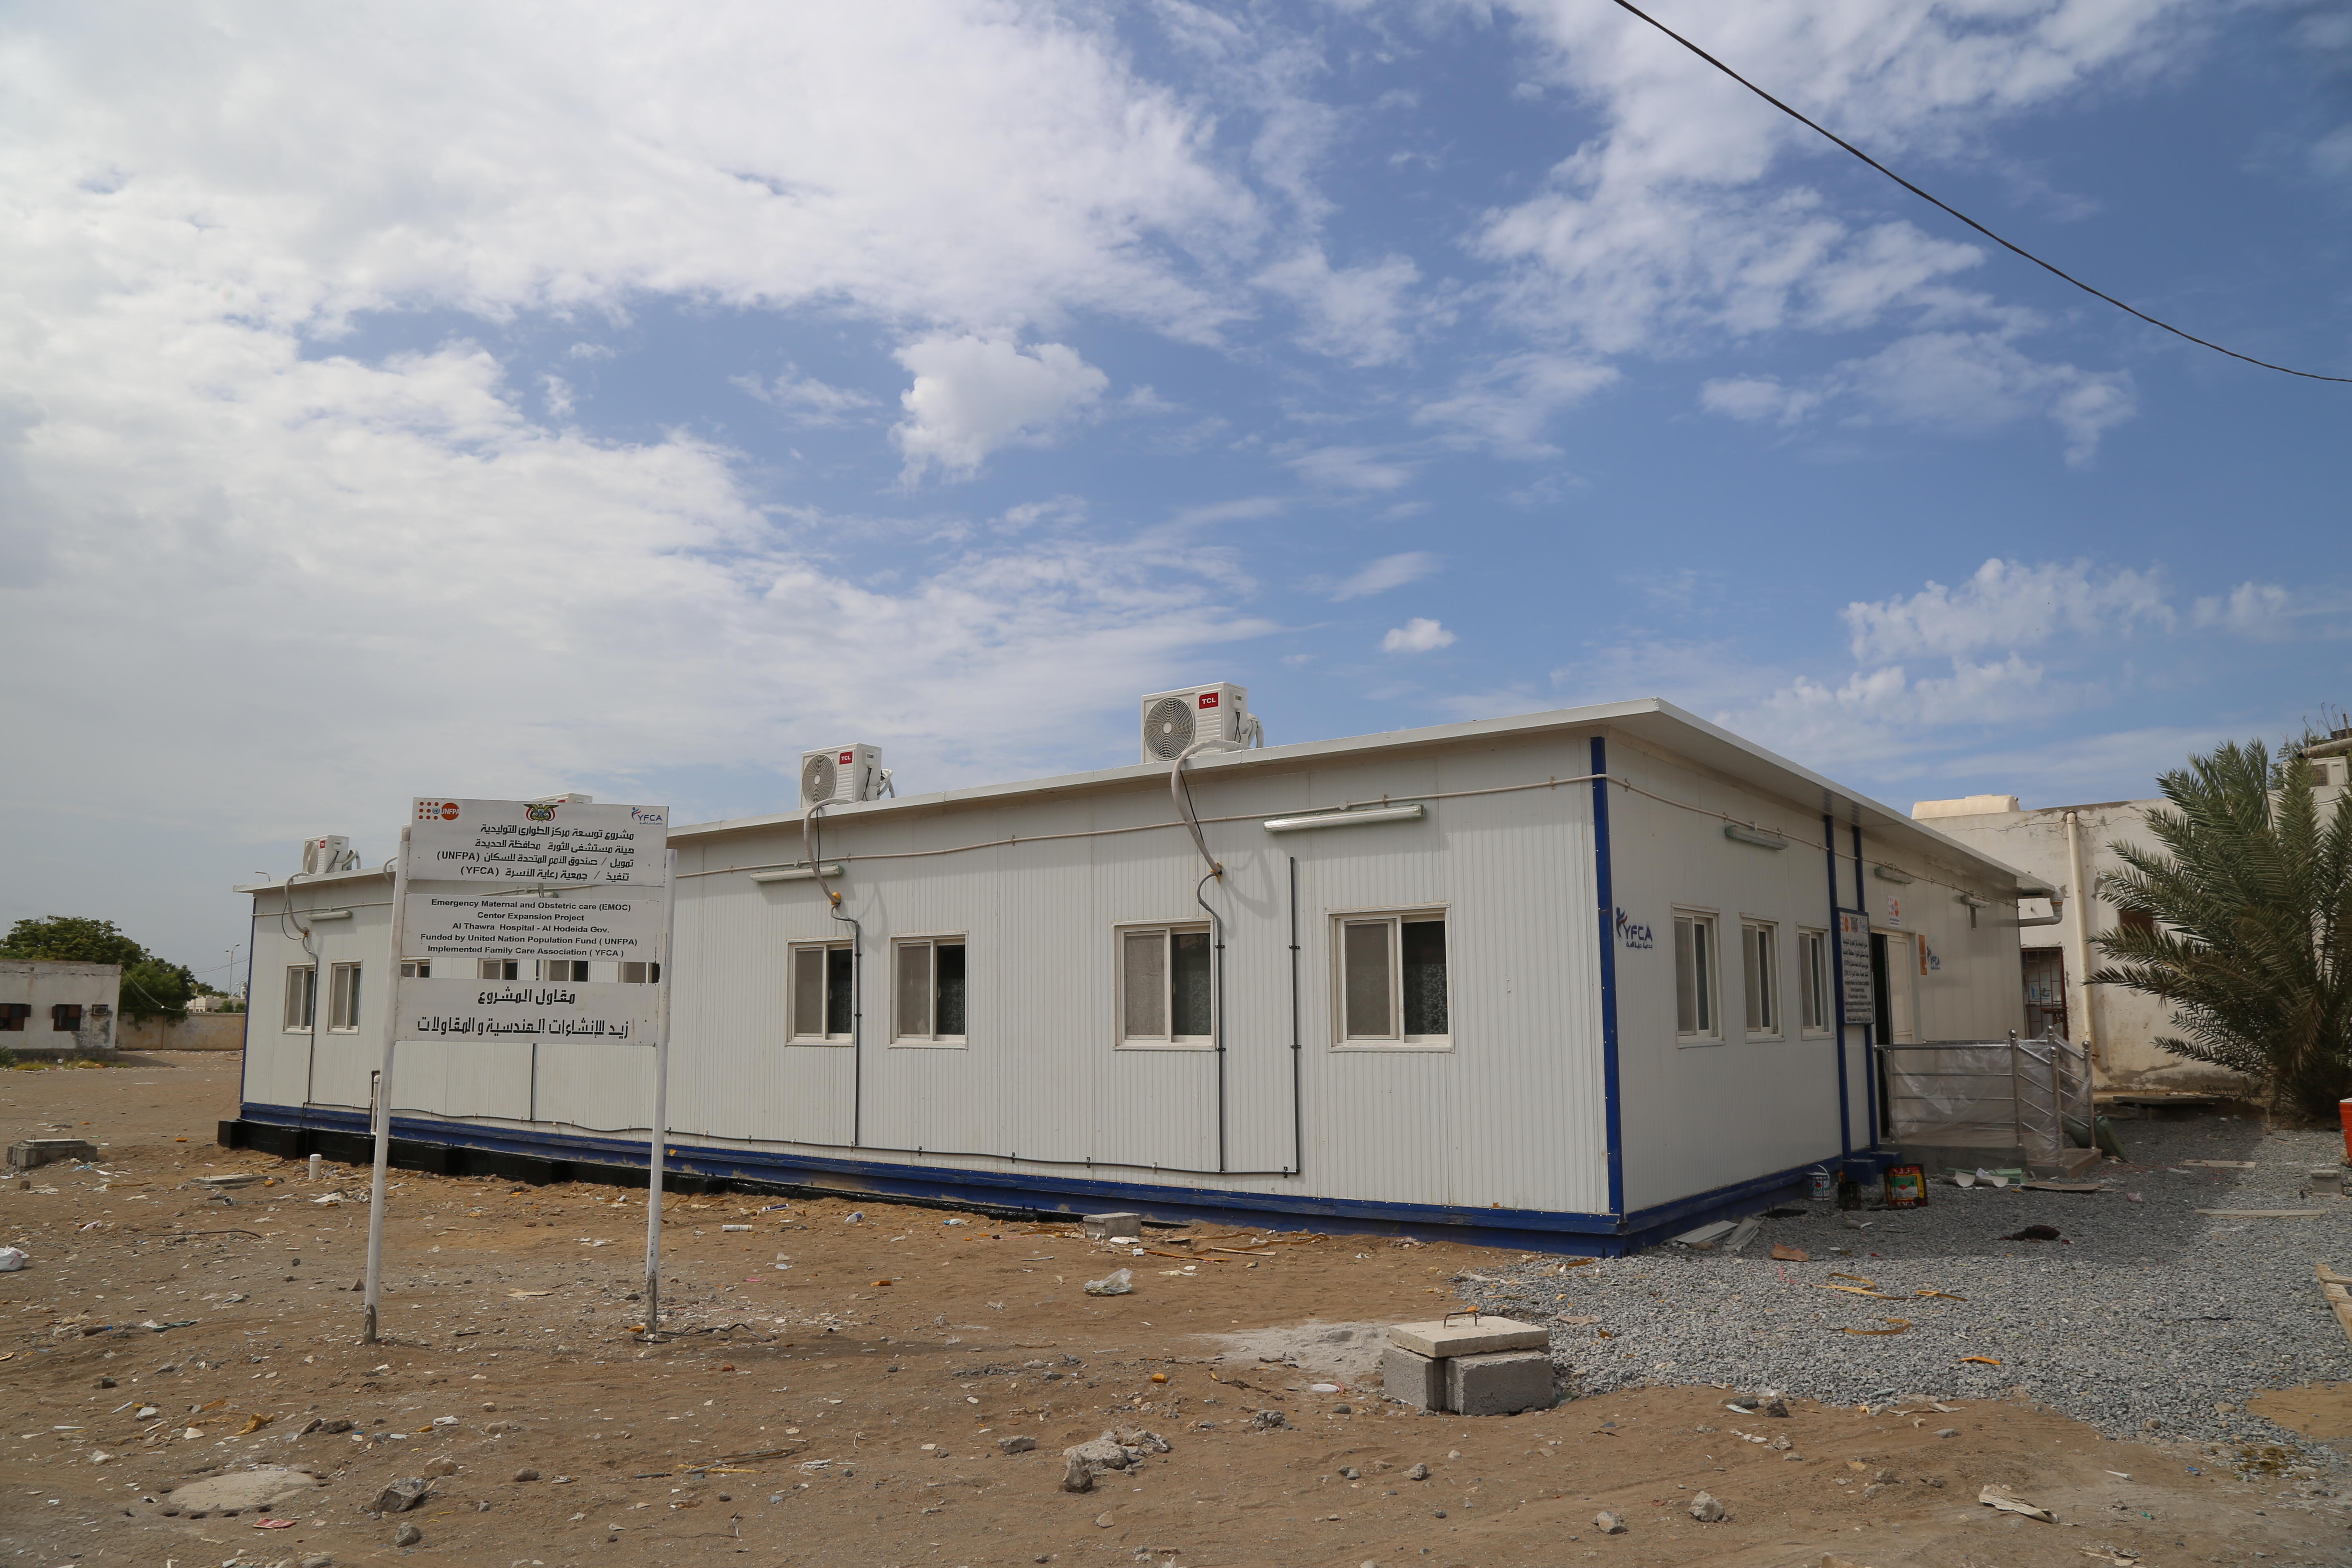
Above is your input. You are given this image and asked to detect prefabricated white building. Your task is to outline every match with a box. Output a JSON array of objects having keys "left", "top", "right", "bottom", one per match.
[{"left": 229, "top": 699, "right": 2049, "bottom": 1250}]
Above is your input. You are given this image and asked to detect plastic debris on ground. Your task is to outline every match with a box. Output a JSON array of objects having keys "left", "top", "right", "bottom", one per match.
[{"left": 1082, "top": 1268, "right": 1134, "bottom": 1296}]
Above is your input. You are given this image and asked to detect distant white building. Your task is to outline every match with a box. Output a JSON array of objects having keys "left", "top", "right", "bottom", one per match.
[
  {"left": 0, "top": 960, "right": 119, "bottom": 1055},
  {"left": 1916, "top": 753, "right": 2352, "bottom": 1094},
  {"left": 227, "top": 697, "right": 2052, "bottom": 1251}
]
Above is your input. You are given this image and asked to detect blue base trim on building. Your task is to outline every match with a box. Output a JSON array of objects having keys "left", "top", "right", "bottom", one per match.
[{"left": 231, "top": 1101, "right": 1847, "bottom": 1256}]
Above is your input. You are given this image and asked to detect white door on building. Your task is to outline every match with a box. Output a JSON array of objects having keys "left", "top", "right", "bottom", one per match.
[{"left": 1880, "top": 930, "right": 1920, "bottom": 1043}]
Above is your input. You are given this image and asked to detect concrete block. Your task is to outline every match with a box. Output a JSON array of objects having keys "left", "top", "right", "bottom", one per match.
[
  {"left": 1445, "top": 1349, "right": 1554, "bottom": 1417},
  {"left": 8, "top": 1138, "right": 97, "bottom": 1172},
  {"left": 1082, "top": 1212, "right": 1141, "bottom": 1240},
  {"left": 1388, "top": 1316, "right": 1548, "bottom": 1358},
  {"left": 1381, "top": 1344, "right": 1446, "bottom": 1412}
]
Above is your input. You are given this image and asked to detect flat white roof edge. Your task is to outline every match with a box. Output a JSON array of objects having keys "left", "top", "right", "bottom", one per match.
[{"left": 672, "top": 697, "right": 2051, "bottom": 895}]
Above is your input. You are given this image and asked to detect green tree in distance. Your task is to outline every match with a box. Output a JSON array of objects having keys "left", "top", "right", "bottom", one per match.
[
  {"left": 2090, "top": 737, "right": 2352, "bottom": 1120},
  {"left": 1, "top": 915, "right": 222, "bottom": 1022}
]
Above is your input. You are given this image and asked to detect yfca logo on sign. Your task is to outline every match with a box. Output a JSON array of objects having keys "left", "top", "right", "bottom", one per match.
[{"left": 1615, "top": 908, "right": 1654, "bottom": 950}]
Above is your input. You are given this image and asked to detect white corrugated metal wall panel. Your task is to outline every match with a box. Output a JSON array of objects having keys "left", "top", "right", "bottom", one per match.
[
  {"left": 1606, "top": 739, "right": 1850, "bottom": 1212},
  {"left": 644, "top": 733, "right": 1613, "bottom": 1214}
]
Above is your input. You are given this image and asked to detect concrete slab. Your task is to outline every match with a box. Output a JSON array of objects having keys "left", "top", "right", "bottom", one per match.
[
  {"left": 1381, "top": 1344, "right": 1446, "bottom": 1412},
  {"left": 1387, "top": 1316, "right": 1549, "bottom": 1358},
  {"left": 1446, "top": 1349, "right": 1554, "bottom": 1417},
  {"left": 1083, "top": 1212, "right": 1141, "bottom": 1240},
  {"left": 8, "top": 1138, "right": 97, "bottom": 1171}
]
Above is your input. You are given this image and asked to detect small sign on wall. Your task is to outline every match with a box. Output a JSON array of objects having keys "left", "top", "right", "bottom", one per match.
[
  {"left": 1615, "top": 907, "right": 1654, "bottom": 950},
  {"left": 1837, "top": 909, "right": 1875, "bottom": 1023}
]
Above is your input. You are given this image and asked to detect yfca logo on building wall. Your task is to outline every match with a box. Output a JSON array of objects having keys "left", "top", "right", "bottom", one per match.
[{"left": 1615, "top": 908, "right": 1654, "bottom": 949}]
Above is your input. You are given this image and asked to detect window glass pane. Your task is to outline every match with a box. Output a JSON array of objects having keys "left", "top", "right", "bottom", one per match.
[
  {"left": 285, "top": 966, "right": 314, "bottom": 1029},
  {"left": 897, "top": 941, "right": 933, "bottom": 1039},
  {"left": 1400, "top": 919, "right": 1448, "bottom": 1036},
  {"left": 1170, "top": 929, "right": 1212, "bottom": 1037},
  {"left": 1744, "top": 929, "right": 1764, "bottom": 1031},
  {"left": 1122, "top": 931, "right": 1166, "bottom": 1038},
  {"left": 825, "top": 947, "right": 854, "bottom": 1036},
  {"left": 1674, "top": 918, "right": 1695, "bottom": 1033},
  {"left": 1342, "top": 920, "right": 1393, "bottom": 1038},
  {"left": 935, "top": 942, "right": 966, "bottom": 1036},
  {"left": 1694, "top": 919, "right": 1715, "bottom": 1033},
  {"left": 792, "top": 947, "right": 825, "bottom": 1037},
  {"left": 332, "top": 964, "right": 361, "bottom": 1029}
]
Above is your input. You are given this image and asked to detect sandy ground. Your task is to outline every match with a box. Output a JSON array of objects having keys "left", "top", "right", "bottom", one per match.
[{"left": 3, "top": 1054, "right": 2348, "bottom": 1568}]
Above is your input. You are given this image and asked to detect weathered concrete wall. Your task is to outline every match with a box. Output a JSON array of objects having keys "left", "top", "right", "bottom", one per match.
[
  {"left": 118, "top": 1013, "right": 248, "bottom": 1053},
  {"left": 0, "top": 959, "right": 120, "bottom": 1056},
  {"left": 1920, "top": 768, "right": 2351, "bottom": 1095}
]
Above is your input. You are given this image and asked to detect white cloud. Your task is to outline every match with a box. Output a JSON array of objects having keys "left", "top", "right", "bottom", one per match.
[
  {"left": 1699, "top": 332, "right": 2138, "bottom": 462},
  {"left": 1382, "top": 617, "right": 1457, "bottom": 653},
  {"left": 739, "top": 370, "right": 879, "bottom": 426},
  {"left": 1843, "top": 558, "right": 2173, "bottom": 663},
  {"left": 0, "top": 4, "right": 1262, "bottom": 340},
  {"left": 2192, "top": 581, "right": 2293, "bottom": 639},
  {"left": 1414, "top": 352, "right": 1619, "bottom": 457},
  {"left": 1835, "top": 332, "right": 2137, "bottom": 465},
  {"left": 1286, "top": 445, "right": 1416, "bottom": 492},
  {"left": 892, "top": 336, "right": 1109, "bottom": 480},
  {"left": 1329, "top": 551, "right": 1440, "bottom": 600},
  {"left": 1698, "top": 375, "right": 1819, "bottom": 425},
  {"left": 1256, "top": 247, "right": 1423, "bottom": 365},
  {"left": 1473, "top": 1, "right": 2182, "bottom": 407}
]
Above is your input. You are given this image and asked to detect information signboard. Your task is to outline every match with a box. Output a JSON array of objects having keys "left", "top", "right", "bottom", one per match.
[
  {"left": 395, "top": 797, "right": 671, "bottom": 1045},
  {"left": 1836, "top": 908, "right": 1875, "bottom": 1025}
]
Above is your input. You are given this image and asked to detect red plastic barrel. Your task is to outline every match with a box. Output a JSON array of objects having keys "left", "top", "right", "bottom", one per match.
[{"left": 2342, "top": 1098, "right": 2352, "bottom": 1163}]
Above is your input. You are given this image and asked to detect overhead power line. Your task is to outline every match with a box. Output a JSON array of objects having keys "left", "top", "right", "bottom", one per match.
[{"left": 1604, "top": 0, "right": 2352, "bottom": 384}]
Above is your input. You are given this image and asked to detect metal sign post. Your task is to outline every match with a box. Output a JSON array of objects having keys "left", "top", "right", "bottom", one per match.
[
  {"left": 365, "top": 798, "right": 669, "bottom": 1348},
  {"left": 642, "top": 849, "right": 677, "bottom": 1338},
  {"left": 361, "top": 826, "right": 411, "bottom": 1345}
]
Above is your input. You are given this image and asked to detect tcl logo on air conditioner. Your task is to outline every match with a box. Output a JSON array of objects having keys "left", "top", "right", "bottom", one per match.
[
  {"left": 1198, "top": 692, "right": 1219, "bottom": 709},
  {"left": 840, "top": 751, "right": 855, "bottom": 764}
]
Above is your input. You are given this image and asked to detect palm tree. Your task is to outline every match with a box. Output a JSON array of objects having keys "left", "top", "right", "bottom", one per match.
[{"left": 2089, "top": 736, "right": 2352, "bottom": 1120}]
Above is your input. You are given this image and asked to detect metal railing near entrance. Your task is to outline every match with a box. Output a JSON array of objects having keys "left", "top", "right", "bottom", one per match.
[{"left": 1879, "top": 1032, "right": 2095, "bottom": 1163}]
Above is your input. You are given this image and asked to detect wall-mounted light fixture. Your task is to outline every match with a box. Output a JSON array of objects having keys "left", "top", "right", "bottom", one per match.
[
  {"left": 1262, "top": 803, "right": 1426, "bottom": 834},
  {"left": 1722, "top": 824, "right": 1787, "bottom": 851},
  {"left": 1871, "top": 865, "right": 1914, "bottom": 885},
  {"left": 750, "top": 864, "right": 843, "bottom": 883},
  {"left": 305, "top": 909, "right": 354, "bottom": 921}
]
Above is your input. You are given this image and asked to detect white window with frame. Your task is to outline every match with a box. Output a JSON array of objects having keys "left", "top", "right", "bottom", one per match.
[
  {"left": 892, "top": 937, "right": 967, "bottom": 1046},
  {"left": 1117, "top": 924, "right": 1213, "bottom": 1048},
  {"left": 1740, "top": 920, "right": 1779, "bottom": 1038},
  {"left": 788, "top": 942, "right": 855, "bottom": 1043},
  {"left": 282, "top": 965, "right": 316, "bottom": 1031},
  {"left": 618, "top": 961, "right": 662, "bottom": 984},
  {"left": 327, "top": 962, "right": 362, "bottom": 1031},
  {"left": 399, "top": 959, "right": 430, "bottom": 980},
  {"left": 1797, "top": 928, "right": 1832, "bottom": 1035},
  {"left": 1332, "top": 911, "right": 1450, "bottom": 1049},
  {"left": 1673, "top": 911, "right": 1719, "bottom": 1042},
  {"left": 477, "top": 959, "right": 519, "bottom": 980},
  {"left": 538, "top": 959, "right": 590, "bottom": 982}
]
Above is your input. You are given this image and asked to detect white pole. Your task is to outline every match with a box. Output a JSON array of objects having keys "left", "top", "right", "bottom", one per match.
[
  {"left": 642, "top": 848, "right": 678, "bottom": 1337},
  {"left": 362, "top": 825, "right": 411, "bottom": 1345}
]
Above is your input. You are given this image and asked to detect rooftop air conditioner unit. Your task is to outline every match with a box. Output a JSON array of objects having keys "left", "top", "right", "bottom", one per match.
[
  {"left": 300, "top": 835, "right": 354, "bottom": 875},
  {"left": 800, "top": 744, "right": 890, "bottom": 809},
  {"left": 1139, "top": 682, "right": 1261, "bottom": 764}
]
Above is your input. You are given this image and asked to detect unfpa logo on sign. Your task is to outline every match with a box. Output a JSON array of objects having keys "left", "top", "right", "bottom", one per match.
[{"left": 414, "top": 800, "right": 461, "bottom": 822}]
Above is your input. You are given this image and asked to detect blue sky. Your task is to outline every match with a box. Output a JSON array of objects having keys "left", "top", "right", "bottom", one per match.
[{"left": 2, "top": 0, "right": 2347, "bottom": 980}]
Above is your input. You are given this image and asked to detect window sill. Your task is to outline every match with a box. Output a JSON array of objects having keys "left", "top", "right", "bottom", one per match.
[
  {"left": 1332, "top": 1040, "right": 1454, "bottom": 1053},
  {"left": 1115, "top": 1040, "right": 1215, "bottom": 1052},
  {"left": 889, "top": 1039, "right": 969, "bottom": 1050},
  {"left": 1675, "top": 1036, "right": 1725, "bottom": 1048},
  {"left": 784, "top": 1037, "right": 855, "bottom": 1047}
]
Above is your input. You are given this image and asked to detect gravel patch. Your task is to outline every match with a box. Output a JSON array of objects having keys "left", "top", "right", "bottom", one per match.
[{"left": 1457, "top": 1116, "right": 2352, "bottom": 1459}]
